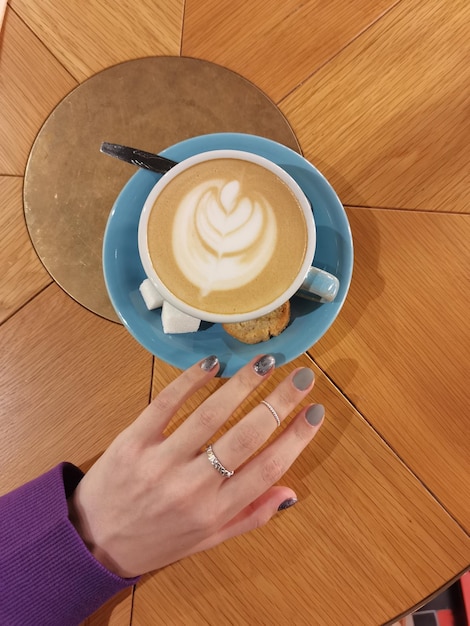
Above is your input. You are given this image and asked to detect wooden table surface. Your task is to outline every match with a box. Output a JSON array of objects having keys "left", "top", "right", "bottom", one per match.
[{"left": 1, "top": 1, "right": 469, "bottom": 625}]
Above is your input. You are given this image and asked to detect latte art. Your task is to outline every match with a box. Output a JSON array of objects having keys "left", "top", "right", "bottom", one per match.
[
  {"left": 173, "top": 179, "right": 277, "bottom": 296},
  {"left": 145, "top": 157, "right": 309, "bottom": 317}
]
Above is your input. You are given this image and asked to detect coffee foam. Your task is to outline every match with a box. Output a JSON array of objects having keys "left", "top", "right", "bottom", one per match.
[
  {"left": 147, "top": 158, "right": 308, "bottom": 316},
  {"left": 173, "top": 178, "right": 277, "bottom": 296}
]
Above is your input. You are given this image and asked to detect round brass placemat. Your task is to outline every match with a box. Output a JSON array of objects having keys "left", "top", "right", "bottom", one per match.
[{"left": 24, "top": 57, "right": 300, "bottom": 322}]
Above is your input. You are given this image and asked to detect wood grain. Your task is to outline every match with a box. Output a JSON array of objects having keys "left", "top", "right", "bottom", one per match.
[
  {"left": 0, "top": 8, "right": 77, "bottom": 175},
  {"left": 182, "top": 0, "right": 400, "bottom": 102},
  {"left": 130, "top": 354, "right": 470, "bottom": 626},
  {"left": 9, "top": 0, "right": 184, "bottom": 81},
  {"left": 0, "top": 283, "right": 153, "bottom": 494},
  {"left": 311, "top": 207, "right": 470, "bottom": 529},
  {"left": 1, "top": 0, "right": 469, "bottom": 623},
  {"left": 280, "top": 0, "right": 470, "bottom": 212},
  {"left": 0, "top": 176, "right": 51, "bottom": 323}
]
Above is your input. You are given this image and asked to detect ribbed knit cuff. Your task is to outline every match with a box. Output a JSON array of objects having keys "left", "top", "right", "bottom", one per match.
[{"left": 0, "top": 463, "right": 138, "bottom": 626}]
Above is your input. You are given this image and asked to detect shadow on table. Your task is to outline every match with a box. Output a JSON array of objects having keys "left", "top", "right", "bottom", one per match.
[
  {"left": 307, "top": 154, "right": 386, "bottom": 359},
  {"left": 291, "top": 383, "right": 359, "bottom": 505}
]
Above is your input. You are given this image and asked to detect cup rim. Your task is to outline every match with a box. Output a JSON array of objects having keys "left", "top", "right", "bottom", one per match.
[{"left": 137, "top": 149, "right": 316, "bottom": 323}]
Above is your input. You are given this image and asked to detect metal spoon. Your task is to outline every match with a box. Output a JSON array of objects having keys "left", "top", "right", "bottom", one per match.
[{"left": 100, "top": 142, "right": 178, "bottom": 174}]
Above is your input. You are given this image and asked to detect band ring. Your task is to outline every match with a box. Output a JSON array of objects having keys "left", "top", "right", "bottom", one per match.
[
  {"left": 261, "top": 400, "right": 281, "bottom": 427},
  {"left": 205, "top": 444, "right": 234, "bottom": 478}
]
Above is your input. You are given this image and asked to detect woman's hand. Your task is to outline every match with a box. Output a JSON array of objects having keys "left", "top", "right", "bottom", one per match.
[{"left": 68, "top": 354, "right": 324, "bottom": 578}]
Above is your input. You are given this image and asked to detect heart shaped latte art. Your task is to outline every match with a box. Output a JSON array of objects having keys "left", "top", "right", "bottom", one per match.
[{"left": 173, "top": 179, "right": 277, "bottom": 296}]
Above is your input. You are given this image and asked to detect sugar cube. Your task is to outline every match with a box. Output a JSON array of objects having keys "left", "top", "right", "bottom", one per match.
[
  {"left": 161, "top": 301, "right": 201, "bottom": 334},
  {"left": 139, "top": 279, "right": 164, "bottom": 310}
]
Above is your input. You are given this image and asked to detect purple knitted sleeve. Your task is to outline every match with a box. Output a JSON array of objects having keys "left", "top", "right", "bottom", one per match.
[{"left": 0, "top": 463, "right": 138, "bottom": 625}]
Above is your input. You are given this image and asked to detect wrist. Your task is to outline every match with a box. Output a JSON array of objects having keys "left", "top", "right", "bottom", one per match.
[{"left": 67, "top": 490, "right": 131, "bottom": 579}]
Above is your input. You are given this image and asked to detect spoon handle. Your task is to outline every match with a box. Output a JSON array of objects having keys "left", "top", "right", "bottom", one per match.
[{"left": 100, "top": 142, "right": 178, "bottom": 174}]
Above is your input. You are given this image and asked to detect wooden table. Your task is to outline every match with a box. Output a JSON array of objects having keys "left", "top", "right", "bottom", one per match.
[{"left": 1, "top": 1, "right": 469, "bottom": 624}]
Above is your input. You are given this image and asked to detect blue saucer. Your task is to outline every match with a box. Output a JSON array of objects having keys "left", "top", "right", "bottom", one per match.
[{"left": 103, "top": 133, "right": 353, "bottom": 377}]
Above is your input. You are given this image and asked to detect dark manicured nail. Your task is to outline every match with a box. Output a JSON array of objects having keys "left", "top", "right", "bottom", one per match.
[
  {"left": 253, "top": 354, "right": 275, "bottom": 376},
  {"left": 278, "top": 498, "right": 298, "bottom": 511},
  {"left": 306, "top": 404, "right": 324, "bottom": 426},
  {"left": 200, "top": 355, "right": 219, "bottom": 371},
  {"left": 293, "top": 368, "right": 315, "bottom": 390}
]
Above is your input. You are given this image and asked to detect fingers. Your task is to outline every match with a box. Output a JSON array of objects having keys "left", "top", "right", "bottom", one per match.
[
  {"left": 206, "top": 367, "right": 316, "bottom": 476},
  {"left": 130, "top": 355, "right": 220, "bottom": 443},
  {"left": 194, "top": 486, "right": 298, "bottom": 552},
  {"left": 173, "top": 354, "right": 276, "bottom": 452},
  {"left": 221, "top": 403, "right": 325, "bottom": 521}
]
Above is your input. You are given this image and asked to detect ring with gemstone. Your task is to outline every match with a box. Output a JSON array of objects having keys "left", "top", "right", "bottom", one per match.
[{"left": 205, "top": 444, "right": 234, "bottom": 478}]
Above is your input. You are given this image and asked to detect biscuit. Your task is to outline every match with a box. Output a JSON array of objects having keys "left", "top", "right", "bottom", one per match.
[{"left": 222, "top": 301, "right": 290, "bottom": 344}]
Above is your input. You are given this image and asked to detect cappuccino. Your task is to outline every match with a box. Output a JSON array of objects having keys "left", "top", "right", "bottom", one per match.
[{"left": 146, "top": 157, "right": 308, "bottom": 317}]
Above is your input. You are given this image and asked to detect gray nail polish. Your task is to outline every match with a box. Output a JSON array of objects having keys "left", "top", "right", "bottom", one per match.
[
  {"left": 278, "top": 498, "right": 298, "bottom": 511},
  {"left": 253, "top": 354, "right": 275, "bottom": 376},
  {"left": 306, "top": 404, "right": 324, "bottom": 426},
  {"left": 200, "top": 355, "right": 219, "bottom": 371},
  {"left": 293, "top": 368, "right": 315, "bottom": 390}
]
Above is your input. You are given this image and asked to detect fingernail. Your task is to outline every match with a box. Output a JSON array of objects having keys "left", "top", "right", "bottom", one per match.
[
  {"left": 306, "top": 404, "right": 324, "bottom": 426},
  {"left": 200, "top": 355, "right": 219, "bottom": 371},
  {"left": 253, "top": 354, "right": 275, "bottom": 376},
  {"left": 278, "top": 498, "right": 298, "bottom": 511},
  {"left": 293, "top": 368, "right": 315, "bottom": 390}
]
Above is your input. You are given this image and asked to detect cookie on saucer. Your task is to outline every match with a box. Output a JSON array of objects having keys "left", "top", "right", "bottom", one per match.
[{"left": 222, "top": 301, "right": 290, "bottom": 344}]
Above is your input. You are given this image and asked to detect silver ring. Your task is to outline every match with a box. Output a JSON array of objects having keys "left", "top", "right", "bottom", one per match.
[
  {"left": 205, "top": 445, "right": 234, "bottom": 478},
  {"left": 261, "top": 400, "right": 281, "bottom": 427}
]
